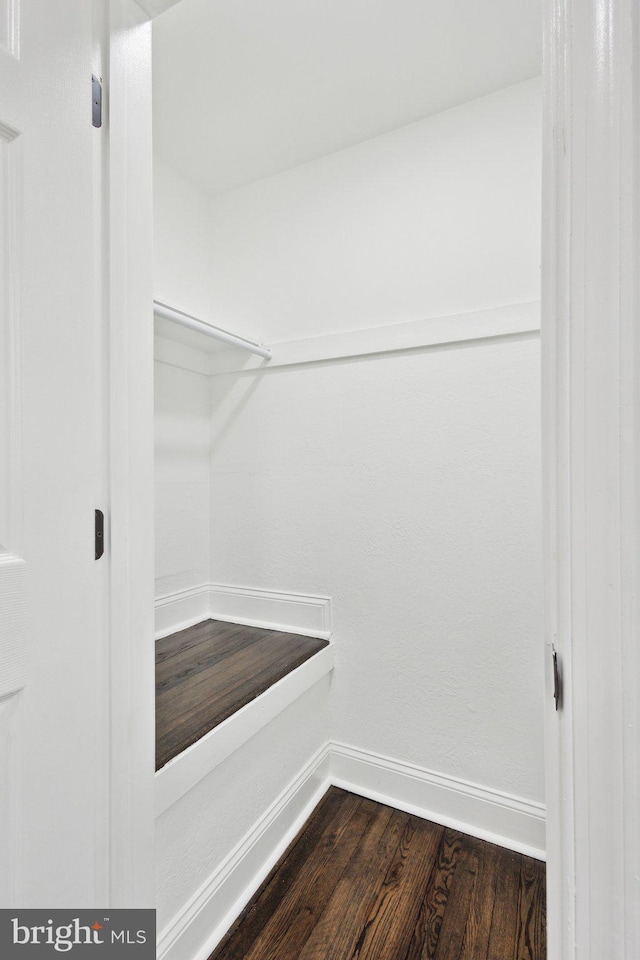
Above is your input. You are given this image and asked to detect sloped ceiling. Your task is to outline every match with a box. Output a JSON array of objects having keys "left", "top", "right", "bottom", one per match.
[{"left": 153, "top": 0, "right": 541, "bottom": 197}]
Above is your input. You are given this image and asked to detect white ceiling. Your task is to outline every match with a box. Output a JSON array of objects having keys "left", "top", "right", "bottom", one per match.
[{"left": 153, "top": 0, "right": 541, "bottom": 198}]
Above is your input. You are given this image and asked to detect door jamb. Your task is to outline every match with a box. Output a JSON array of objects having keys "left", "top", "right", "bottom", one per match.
[
  {"left": 106, "top": 0, "right": 192, "bottom": 910},
  {"left": 542, "top": 0, "right": 640, "bottom": 957},
  {"left": 106, "top": 0, "right": 155, "bottom": 906}
]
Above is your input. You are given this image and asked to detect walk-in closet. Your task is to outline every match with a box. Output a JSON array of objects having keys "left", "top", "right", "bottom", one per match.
[{"left": 151, "top": 2, "right": 545, "bottom": 957}]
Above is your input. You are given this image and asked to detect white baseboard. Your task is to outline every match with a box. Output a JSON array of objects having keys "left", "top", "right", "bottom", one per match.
[
  {"left": 156, "top": 744, "right": 332, "bottom": 960},
  {"left": 155, "top": 584, "right": 211, "bottom": 640},
  {"left": 158, "top": 740, "right": 546, "bottom": 960},
  {"left": 330, "top": 742, "right": 546, "bottom": 861},
  {"left": 155, "top": 582, "right": 332, "bottom": 640},
  {"left": 208, "top": 584, "right": 331, "bottom": 639}
]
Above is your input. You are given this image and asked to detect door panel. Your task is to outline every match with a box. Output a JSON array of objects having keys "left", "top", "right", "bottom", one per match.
[{"left": 0, "top": 0, "right": 106, "bottom": 906}]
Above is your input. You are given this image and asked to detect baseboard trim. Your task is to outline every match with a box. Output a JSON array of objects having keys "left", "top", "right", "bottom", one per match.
[
  {"left": 156, "top": 744, "right": 332, "bottom": 960},
  {"left": 155, "top": 583, "right": 332, "bottom": 640},
  {"left": 155, "top": 585, "right": 210, "bottom": 640},
  {"left": 330, "top": 742, "right": 546, "bottom": 861},
  {"left": 209, "top": 584, "right": 332, "bottom": 639},
  {"left": 158, "top": 740, "right": 546, "bottom": 960}
]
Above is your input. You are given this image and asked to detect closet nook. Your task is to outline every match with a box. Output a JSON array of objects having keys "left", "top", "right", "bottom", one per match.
[{"left": 151, "top": 1, "right": 545, "bottom": 957}]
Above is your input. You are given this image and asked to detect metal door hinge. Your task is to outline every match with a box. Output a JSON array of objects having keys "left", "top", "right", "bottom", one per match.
[
  {"left": 552, "top": 645, "right": 562, "bottom": 711},
  {"left": 92, "top": 75, "right": 102, "bottom": 128},
  {"left": 95, "top": 509, "right": 105, "bottom": 560}
]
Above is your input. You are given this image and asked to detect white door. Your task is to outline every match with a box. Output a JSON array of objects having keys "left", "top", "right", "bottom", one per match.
[{"left": 0, "top": 0, "right": 108, "bottom": 905}]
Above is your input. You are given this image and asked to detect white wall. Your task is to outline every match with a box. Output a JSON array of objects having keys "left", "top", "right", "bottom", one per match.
[
  {"left": 155, "top": 361, "right": 210, "bottom": 598},
  {"left": 154, "top": 158, "right": 215, "bottom": 600},
  {"left": 204, "top": 78, "right": 541, "bottom": 344},
  {"left": 154, "top": 155, "right": 213, "bottom": 321},
  {"left": 205, "top": 76, "right": 544, "bottom": 802},
  {"left": 209, "top": 336, "right": 543, "bottom": 801}
]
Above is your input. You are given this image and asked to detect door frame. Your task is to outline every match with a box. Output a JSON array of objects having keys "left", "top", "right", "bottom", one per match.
[
  {"left": 542, "top": 0, "right": 640, "bottom": 957},
  {"left": 106, "top": 0, "right": 190, "bottom": 909},
  {"left": 106, "top": 0, "right": 155, "bottom": 907},
  {"left": 109, "top": 0, "right": 640, "bottom": 950}
]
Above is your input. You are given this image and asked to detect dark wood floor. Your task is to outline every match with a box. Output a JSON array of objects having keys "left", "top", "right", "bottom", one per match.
[
  {"left": 210, "top": 787, "right": 546, "bottom": 960},
  {"left": 156, "top": 619, "right": 329, "bottom": 769}
]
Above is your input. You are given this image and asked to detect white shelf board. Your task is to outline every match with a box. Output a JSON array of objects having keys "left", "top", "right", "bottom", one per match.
[{"left": 154, "top": 314, "right": 243, "bottom": 354}]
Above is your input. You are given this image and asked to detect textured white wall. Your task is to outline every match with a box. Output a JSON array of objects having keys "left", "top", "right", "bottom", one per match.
[
  {"left": 154, "top": 155, "right": 213, "bottom": 321},
  {"left": 154, "top": 159, "right": 214, "bottom": 598},
  {"left": 204, "top": 78, "right": 541, "bottom": 343},
  {"left": 203, "top": 75, "right": 543, "bottom": 800},
  {"left": 155, "top": 361, "right": 210, "bottom": 597},
  {"left": 209, "top": 336, "right": 543, "bottom": 801}
]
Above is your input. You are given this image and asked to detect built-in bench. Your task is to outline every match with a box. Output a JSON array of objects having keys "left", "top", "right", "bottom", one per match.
[{"left": 155, "top": 619, "right": 334, "bottom": 815}]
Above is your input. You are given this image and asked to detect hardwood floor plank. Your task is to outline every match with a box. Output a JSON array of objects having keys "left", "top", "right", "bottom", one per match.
[
  {"left": 431, "top": 835, "right": 481, "bottom": 960},
  {"left": 155, "top": 619, "right": 218, "bottom": 661},
  {"left": 156, "top": 620, "right": 248, "bottom": 663},
  {"left": 156, "top": 632, "right": 317, "bottom": 711},
  {"left": 157, "top": 632, "right": 304, "bottom": 718},
  {"left": 457, "top": 838, "right": 501, "bottom": 960},
  {"left": 227, "top": 795, "right": 384, "bottom": 960},
  {"left": 156, "top": 619, "right": 328, "bottom": 768},
  {"left": 210, "top": 787, "right": 352, "bottom": 960},
  {"left": 294, "top": 804, "right": 405, "bottom": 960},
  {"left": 205, "top": 791, "right": 546, "bottom": 960},
  {"left": 485, "top": 846, "right": 523, "bottom": 959},
  {"left": 515, "top": 856, "right": 546, "bottom": 960},
  {"left": 156, "top": 623, "right": 270, "bottom": 691},
  {"left": 403, "top": 828, "right": 466, "bottom": 960},
  {"left": 349, "top": 815, "right": 444, "bottom": 960}
]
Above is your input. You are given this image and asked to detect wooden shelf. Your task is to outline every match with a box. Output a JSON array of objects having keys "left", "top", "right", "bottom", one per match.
[{"left": 155, "top": 619, "right": 334, "bottom": 816}]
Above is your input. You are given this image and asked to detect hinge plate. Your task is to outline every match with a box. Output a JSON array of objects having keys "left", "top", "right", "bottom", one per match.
[{"left": 92, "top": 75, "right": 102, "bottom": 128}]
